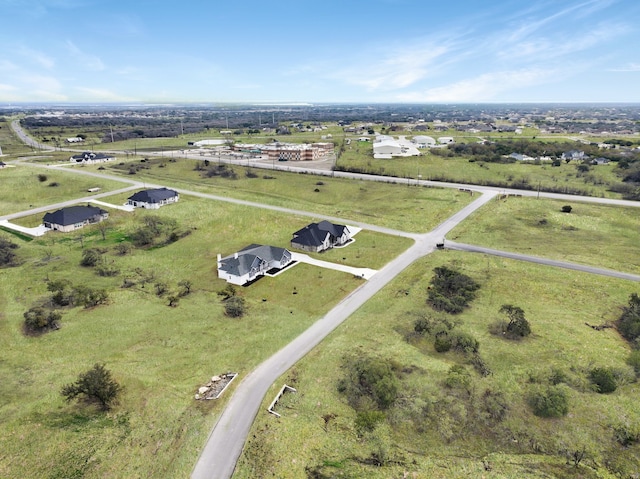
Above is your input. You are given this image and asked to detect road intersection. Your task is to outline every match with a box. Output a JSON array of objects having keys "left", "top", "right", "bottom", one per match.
[{"left": 5, "top": 123, "right": 640, "bottom": 479}]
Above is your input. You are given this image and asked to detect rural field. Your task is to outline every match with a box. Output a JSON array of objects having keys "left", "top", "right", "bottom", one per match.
[
  {"left": 448, "top": 196, "right": 640, "bottom": 274},
  {"left": 79, "top": 157, "right": 475, "bottom": 233},
  {"left": 235, "top": 251, "right": 640, "bottom": 479},
  {"left": 0, "top": 170, "right": 414, "bottom": 478},
  {"left": 1, "top": 118, "right": 639, "bottom": 479}
]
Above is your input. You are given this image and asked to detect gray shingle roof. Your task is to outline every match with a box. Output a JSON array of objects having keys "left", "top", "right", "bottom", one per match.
[
  {"left": 43, "top": 205, "right": 107, "bottom": 226},
  {"left": 292, "top": 221, "right": 348, "bottom": 248},
  {"left": 128, "top": 187, "right": 178, "bottom": 203}
]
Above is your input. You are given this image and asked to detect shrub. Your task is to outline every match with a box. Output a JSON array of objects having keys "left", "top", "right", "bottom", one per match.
[
  {"left": 61, "top": 363, "right": 121, "bottom": 411},
  {"left": 627, "top": 350, "right": 640, "bottom": 377},
  {"left": 0, "top": 238, "right": 20, "bottom": 267},
  {"left": 47, "top": 279, "right": 75, "bottom": 306},
  {"left": 589, "top": 367, "right": 617, "bottom": 394},
  {"left": 427, "top": 266, "right": 480, "bottom": 314},
  {"left": 529, "top": 386, "right": 569, "bottom": 418},
  {"left": 338, "top": 356, "right": 399, "bottom": 410},
  {"left": 434, "top": 335, "right": 452, "bottom": 352},
  {"left": 355, "top": 409, "right": 385, "bottom": 434},
  {"left": 37, "top": 173, "right": 48, "bottom": 182},
  {"left": 224, "top": 296, "right": 246, "bottom": 318},
  {"left": 561, "top": 205, "right": 573, "bottom": 213},
  {"left": 449, "top": 331, "right": 479, "bottom": 354},
  {"left": 24, "top": 307, "right": 61, "bottom": 333},
  {"left": 444, "top": 365, "right": 472, "bottom": 392},
  {"left": 618, "top": 293, "right": 640, "bottom": 344},
  {"left": 80, "top": 248, "right": 102, "bottom": 267}
]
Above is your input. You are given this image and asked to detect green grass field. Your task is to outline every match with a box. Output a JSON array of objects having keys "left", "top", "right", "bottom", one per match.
[
  {"left": 337, "top": 148, "right": 622, "bottom": 198},
  {"left": 235, "top": 251, "right": 640, "bottom": 479},
  {"left": 2, "top": 126, "right": 639, "bottom": 479},
  {"left": 448, "top": 196, "right": 640, "bottom": 274},
  {"left": 81, "top": 157, "right": 474, "bottom": 233},
  {"left": 0, "top": 190, "right": 412, "bottom": 479},
  {"left": 0, "top": 165, "right": 130, "bottom": 217}
]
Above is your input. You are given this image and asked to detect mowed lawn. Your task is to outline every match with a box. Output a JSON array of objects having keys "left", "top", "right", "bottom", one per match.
[
  {"left": 448, "top": 196, "right": 640, "bottom": 274},
  {"left": 235, "top": 251, "right": 640, "bottom": 479},
  {"left": 81, "top": 157, "right": 474, "bottom": 233},
  {"left": 0, "top": 192, "right": 413, "bottom": 479}
]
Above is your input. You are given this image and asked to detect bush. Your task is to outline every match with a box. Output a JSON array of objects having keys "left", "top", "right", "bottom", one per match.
[
  {"left": 427, "top": 266, "right": 480, "bottom": 314},
  {"left": 338, "top": 356, "right": 399, "bottom": 410},
  {"left": 37, "top": 174, "right": 48, "bottom": 182},
  {"left": 80, "top": 248, "right": 102, "bottom": 267},
  {"left": 355, "top": 409, "right": 385, "bottom": 434},
  {"left": 618, "top": 293, "right": 640, "bottom": 344},
  {"left": 627, "top": 350, "right": 640, "bottom": 377},
  {"left": 61, "top": 363, "right": 121, "bottom": 410},
  {"left": 589, "top": 367, "right": 617, "bottom": 394},
  {"left": 561, "top": 205, "right": 572, "bottom": 213},
  {"left": 529, "top": 386, "right": 569, "bottom": 418},
  {"left": 23, "top": 307, "right": 61, "bottom": 333},
  {"left": 224, "top": 296, "right": 246, "bottom": 318},
  {"left": 0, "top": 238, "right": 20, "bottom": 267}
]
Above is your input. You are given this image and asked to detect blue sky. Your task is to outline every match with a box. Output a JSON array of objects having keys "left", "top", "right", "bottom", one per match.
[{"left": 1, "top": 0, "right": 639, "bottom": 103}]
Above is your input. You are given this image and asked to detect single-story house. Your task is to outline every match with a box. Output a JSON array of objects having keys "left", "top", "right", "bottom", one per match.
[
  {"left": 43, "top": 205, "right": 108, "bottom": 232},
  {"left": 508, "top": 153, "right": 536, "bottom": 162},
  {"left": 291, "top": 220, "right": 352, "bottom": 253},
  {"left": 590, "top": 157, "right": 610, "bottom": 165},
  {"left": 69, "top": 152, "right": 116, "bottom": 164},
  {"left": 126, "top": 187, "right": 179, "bottom": 209},
  {"left": 66, "top": 137, "right": 84, "bottom": 143},
  {"left": 437, "top": 137, "right": 455, "bottom": 144},
  {"left": 561, "top": 150, "right": 586, "bottom": 161},
  {"left": 217, "top": 244, "right": 293, "bottom": 286}
]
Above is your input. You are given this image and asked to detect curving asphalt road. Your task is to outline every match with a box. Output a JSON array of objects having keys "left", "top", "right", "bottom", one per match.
[
  {"left": 190, "top": 191, "right": 498, "bottom": 479},
  {"left": 7, "top": 120, "right": 640, "bottom": 478}
]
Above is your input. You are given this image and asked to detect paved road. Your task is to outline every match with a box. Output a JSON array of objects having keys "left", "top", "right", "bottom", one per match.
[
  {"left": 190, "top": 191, "right": 498, "bottom": 479},
  {"left": 8, "top": 121, "right": 640, "bottom": 478},
  {"left": 445, "top": 241, "right": 640, "bottom": 282}
]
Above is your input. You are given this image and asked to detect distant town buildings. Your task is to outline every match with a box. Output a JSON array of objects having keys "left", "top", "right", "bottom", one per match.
[{"left": 232, "top": 142, "right": 334, "bottom": 161}]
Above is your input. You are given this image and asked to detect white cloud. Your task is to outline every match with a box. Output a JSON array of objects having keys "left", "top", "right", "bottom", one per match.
[
  {"left": 608, "top": 63, "right": 640, "bottom": 72},
  {"left": 75, "top": 87, "right": 134, "bottom": 102},
  {"left": 65, "top": 40, "right": 105, "bottom": 71},
  {"left": 17, "top": 46, "right": 55, "bottom": 69},
  {"left": 331, "top": 43, "right": 451, "bottom": 91},
  {"left": 397, "top": 68, "right": 556, "bottom": 102}
]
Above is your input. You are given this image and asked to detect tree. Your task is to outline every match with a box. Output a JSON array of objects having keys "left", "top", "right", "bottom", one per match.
[
  {"left": 0, "top": 238, "right": 20, "bottom": 267},
  {"left": 427, "top": 266, "right": 480, "bottom": 314},
  {"left": 61, "top": 363, "right": 121, "bottom": 410},
  {"left": 499, "top": 304, "right": 531, "bottom": 339},
  {"left": 224, "top": 296, "right": 246, "bottom": 317}
]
